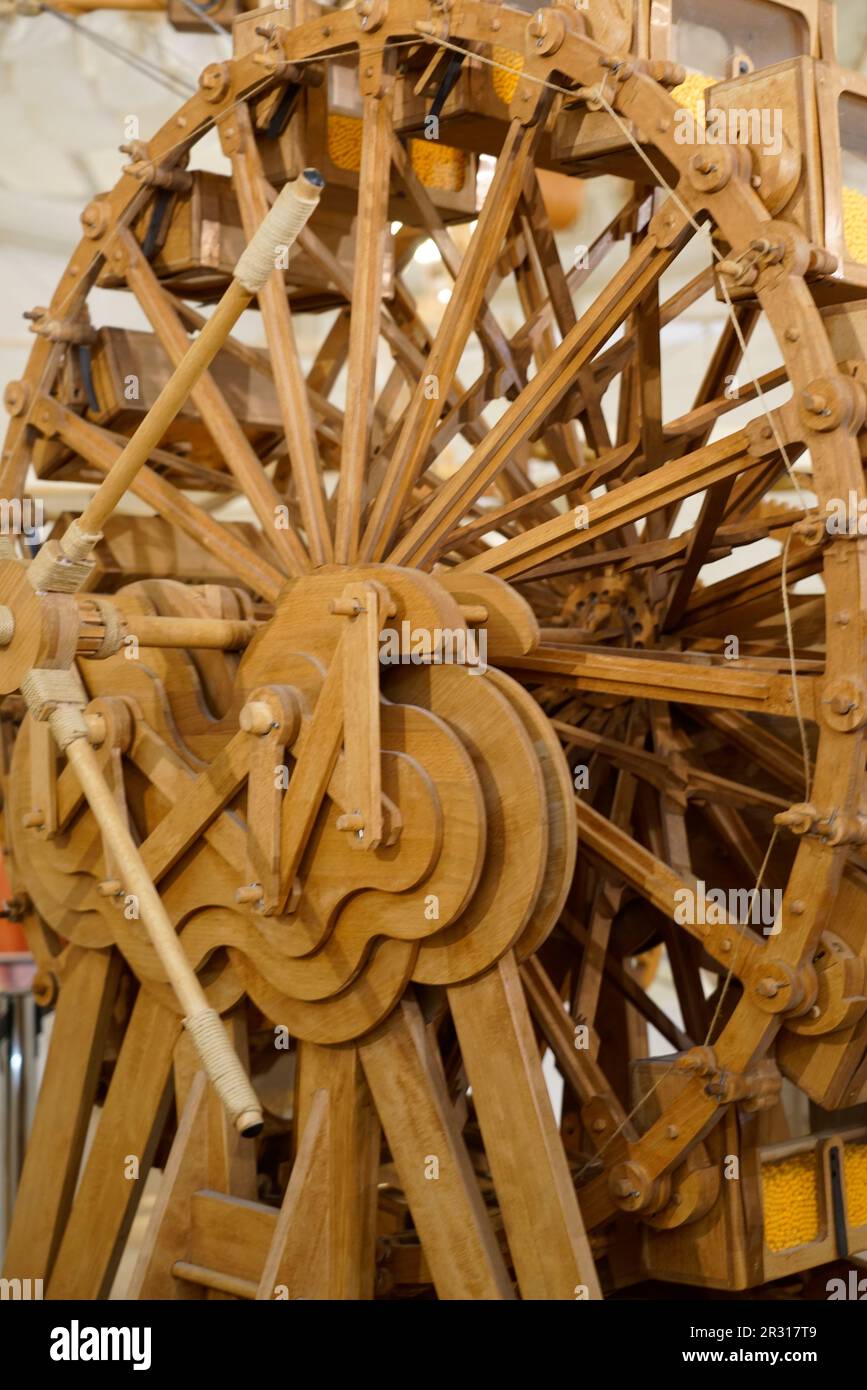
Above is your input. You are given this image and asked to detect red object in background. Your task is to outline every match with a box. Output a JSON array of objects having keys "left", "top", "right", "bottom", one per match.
[{"left": 0, "top": 854, "right": 27, "bottom": 952}]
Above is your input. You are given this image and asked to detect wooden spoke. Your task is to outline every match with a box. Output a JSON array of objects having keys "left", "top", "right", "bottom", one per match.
[
  {"left": 459, "top": 429, "right": 753, "bottom": 580},
  {"left": 334, "top": 90, "right": 394, "bottom": 561},
  {"left": 228, "top": 105, "right": 332, "bottom": 565},
  {"left": 390, "top": 231, "right": 683, "bottom": 569},
  {"left": 120, "top": 230, "right": 310, "bottom": 575},
  {"left": 510, "top": 645, "right": 818, "bottom": 718},
  {"left": 361, "top": 116, "right": 548, "bottom": 561},
  {"left": 43, "top": 403, "right": 285, "bottom": 601}
]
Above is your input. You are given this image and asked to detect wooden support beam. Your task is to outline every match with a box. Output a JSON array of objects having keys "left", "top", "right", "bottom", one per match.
[
  {"left": 295, "top": 1043, "right": 380, "bottom": 1300},
  {"left": 256, "top": 1089, "right": 331, "bottom": 1299},
  {"left": 2, "top": 948, "right": 122, "bottom": 1285},
  {"left": 359, "top": 994, "right": 514, "bottom": 1300},
  {"left": 448, "top": 953, "right": 601, "bottom": 1299},
  {"left": 47, "top": 989, "right": 182, "bottom": 1300}
]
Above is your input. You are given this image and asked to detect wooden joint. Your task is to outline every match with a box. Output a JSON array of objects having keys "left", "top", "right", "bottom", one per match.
[
  {"left": 23, "top": 305, "right": 96, "bottom": 347},
  {"left": 356, "top": 0, "right": 388, "bottom": 34},
  {"left": 745, "top": 960, "right": 817, "bottom": 1017},
  {"left": 524, "top": 7, "right": 571, "bottom": 58},
  {"left": 820, "top": 678, "right": 867, "bottom": 732},
  {"left": 608, "top": 1159, "right": 670, "bottom": 1216},
  {"left": 799, "top": 376, "right": 866, "bottom": 435},
  {"left": 240, "top": 684, "right": 302, "bottom": 743},
  {"left": 687, "top": 144, "right": 751, "bottom": 195},
  {"left": 199, "top": 61, "right": 232, "bottom": 105}
]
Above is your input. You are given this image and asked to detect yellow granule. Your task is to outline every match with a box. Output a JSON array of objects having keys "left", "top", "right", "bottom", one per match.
[
  {"left": 326, "top": 114, "right": 466, "bottom": 191},
  {"left": 844, "top": 1142, "right": 867, "bottom": 1227},
  {"left": 491, "top": 46, "right": 523, "bottom": 105},
  {"left": 670, "top": 71, "right": 715, "bottom": 121},
  {"left": 842, "top": 185, "right": 867, "bottom": 264},
  {"left": 762, "top": 1152, "right": 820, "bottom": 1252},
  {"left": 409, "top": 139, "right": 467, "bottom": 192}
]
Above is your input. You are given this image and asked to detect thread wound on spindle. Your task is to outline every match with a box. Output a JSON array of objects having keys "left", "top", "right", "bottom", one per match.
[{"left": 233, "top": 169, "right": 324, "bottom": 293}]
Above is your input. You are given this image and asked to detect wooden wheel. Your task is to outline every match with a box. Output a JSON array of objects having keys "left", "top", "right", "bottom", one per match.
[{"left": 3, "top": 0, "right": 867, "bottom": 1299}]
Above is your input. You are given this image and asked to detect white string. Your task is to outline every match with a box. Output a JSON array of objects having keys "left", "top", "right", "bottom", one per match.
[{"left": 42, "top": 3, "right": 196, "bottom": 99}]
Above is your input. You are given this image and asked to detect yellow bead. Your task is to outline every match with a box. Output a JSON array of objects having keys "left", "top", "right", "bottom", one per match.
[
  {"left": 844, "top": 1143, "right": 867, "bottom": 1227},
  {"left": 842, "top": 186, "right": 867, "bottom": 264},
  {"left": 761, "top": 1153, "right": 819, "bottom": 1252},
  {"left": 492, "top": 47, "right": 523, "bottom": 105},
  {"left": 670, "top": 71, "right": 715, "bottom": 123},
  {"left": 326, "top": 114, "right": 467, "bottom": 194}
]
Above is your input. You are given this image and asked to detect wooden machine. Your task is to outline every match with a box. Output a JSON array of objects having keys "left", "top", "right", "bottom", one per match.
[{"left": 2, "top": 0, "right": 867, "bottom": 1299}]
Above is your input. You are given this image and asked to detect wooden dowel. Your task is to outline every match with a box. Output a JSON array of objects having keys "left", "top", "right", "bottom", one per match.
[
  {"left": 123, "top": 615, "right": 259, "bottom": 651},
  {"left": 64, "top": 172, "right": 324, "bottom": 560},
  {"left": 74, "top": 279, "right": 253, "bottom": 545},
  {"left": 62, "top": 733, "right": 263, "bottom": 1136},
  {"left": 171, "top": 1262, "right": 258, "bottom": 1300}
]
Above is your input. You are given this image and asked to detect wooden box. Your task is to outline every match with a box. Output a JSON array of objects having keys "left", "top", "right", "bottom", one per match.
[
  {"left": 233, "top": 3, "right": 478, "bottom": 225},
  {"left": 97, "top": 171, "right": 391, "bottom": 309},
  {"left": 632, "top": 1057, "right": 761, "bottom": 1289},
  {"left": 709, "top": 60, "right": 867, "bottom": 301},
  {"left": 815, "top": 63, "right": 867, "bottom": 297},
  {"left": 646, "top": 0, "right": 831, "bottom": 76},
  {"left": 551, "top": 0, "right": 831, "bottom": 177},
  {"left": 759, "top": 1129, "right": 867, "bottom": 1282},
  {"left": 86, "top": 326, "right": 283, "bottom": 472},
  {"left": 390, "top": 1, "right": 560, "bottom": 171},
  {"left": 633, "top": 1059, "right": 867, "bottom": 1288}
]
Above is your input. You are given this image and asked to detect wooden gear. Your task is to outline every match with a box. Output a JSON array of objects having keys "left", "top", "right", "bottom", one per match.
[{"left": 3, "top": 0, "right": 867, "bottom": 1298}]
